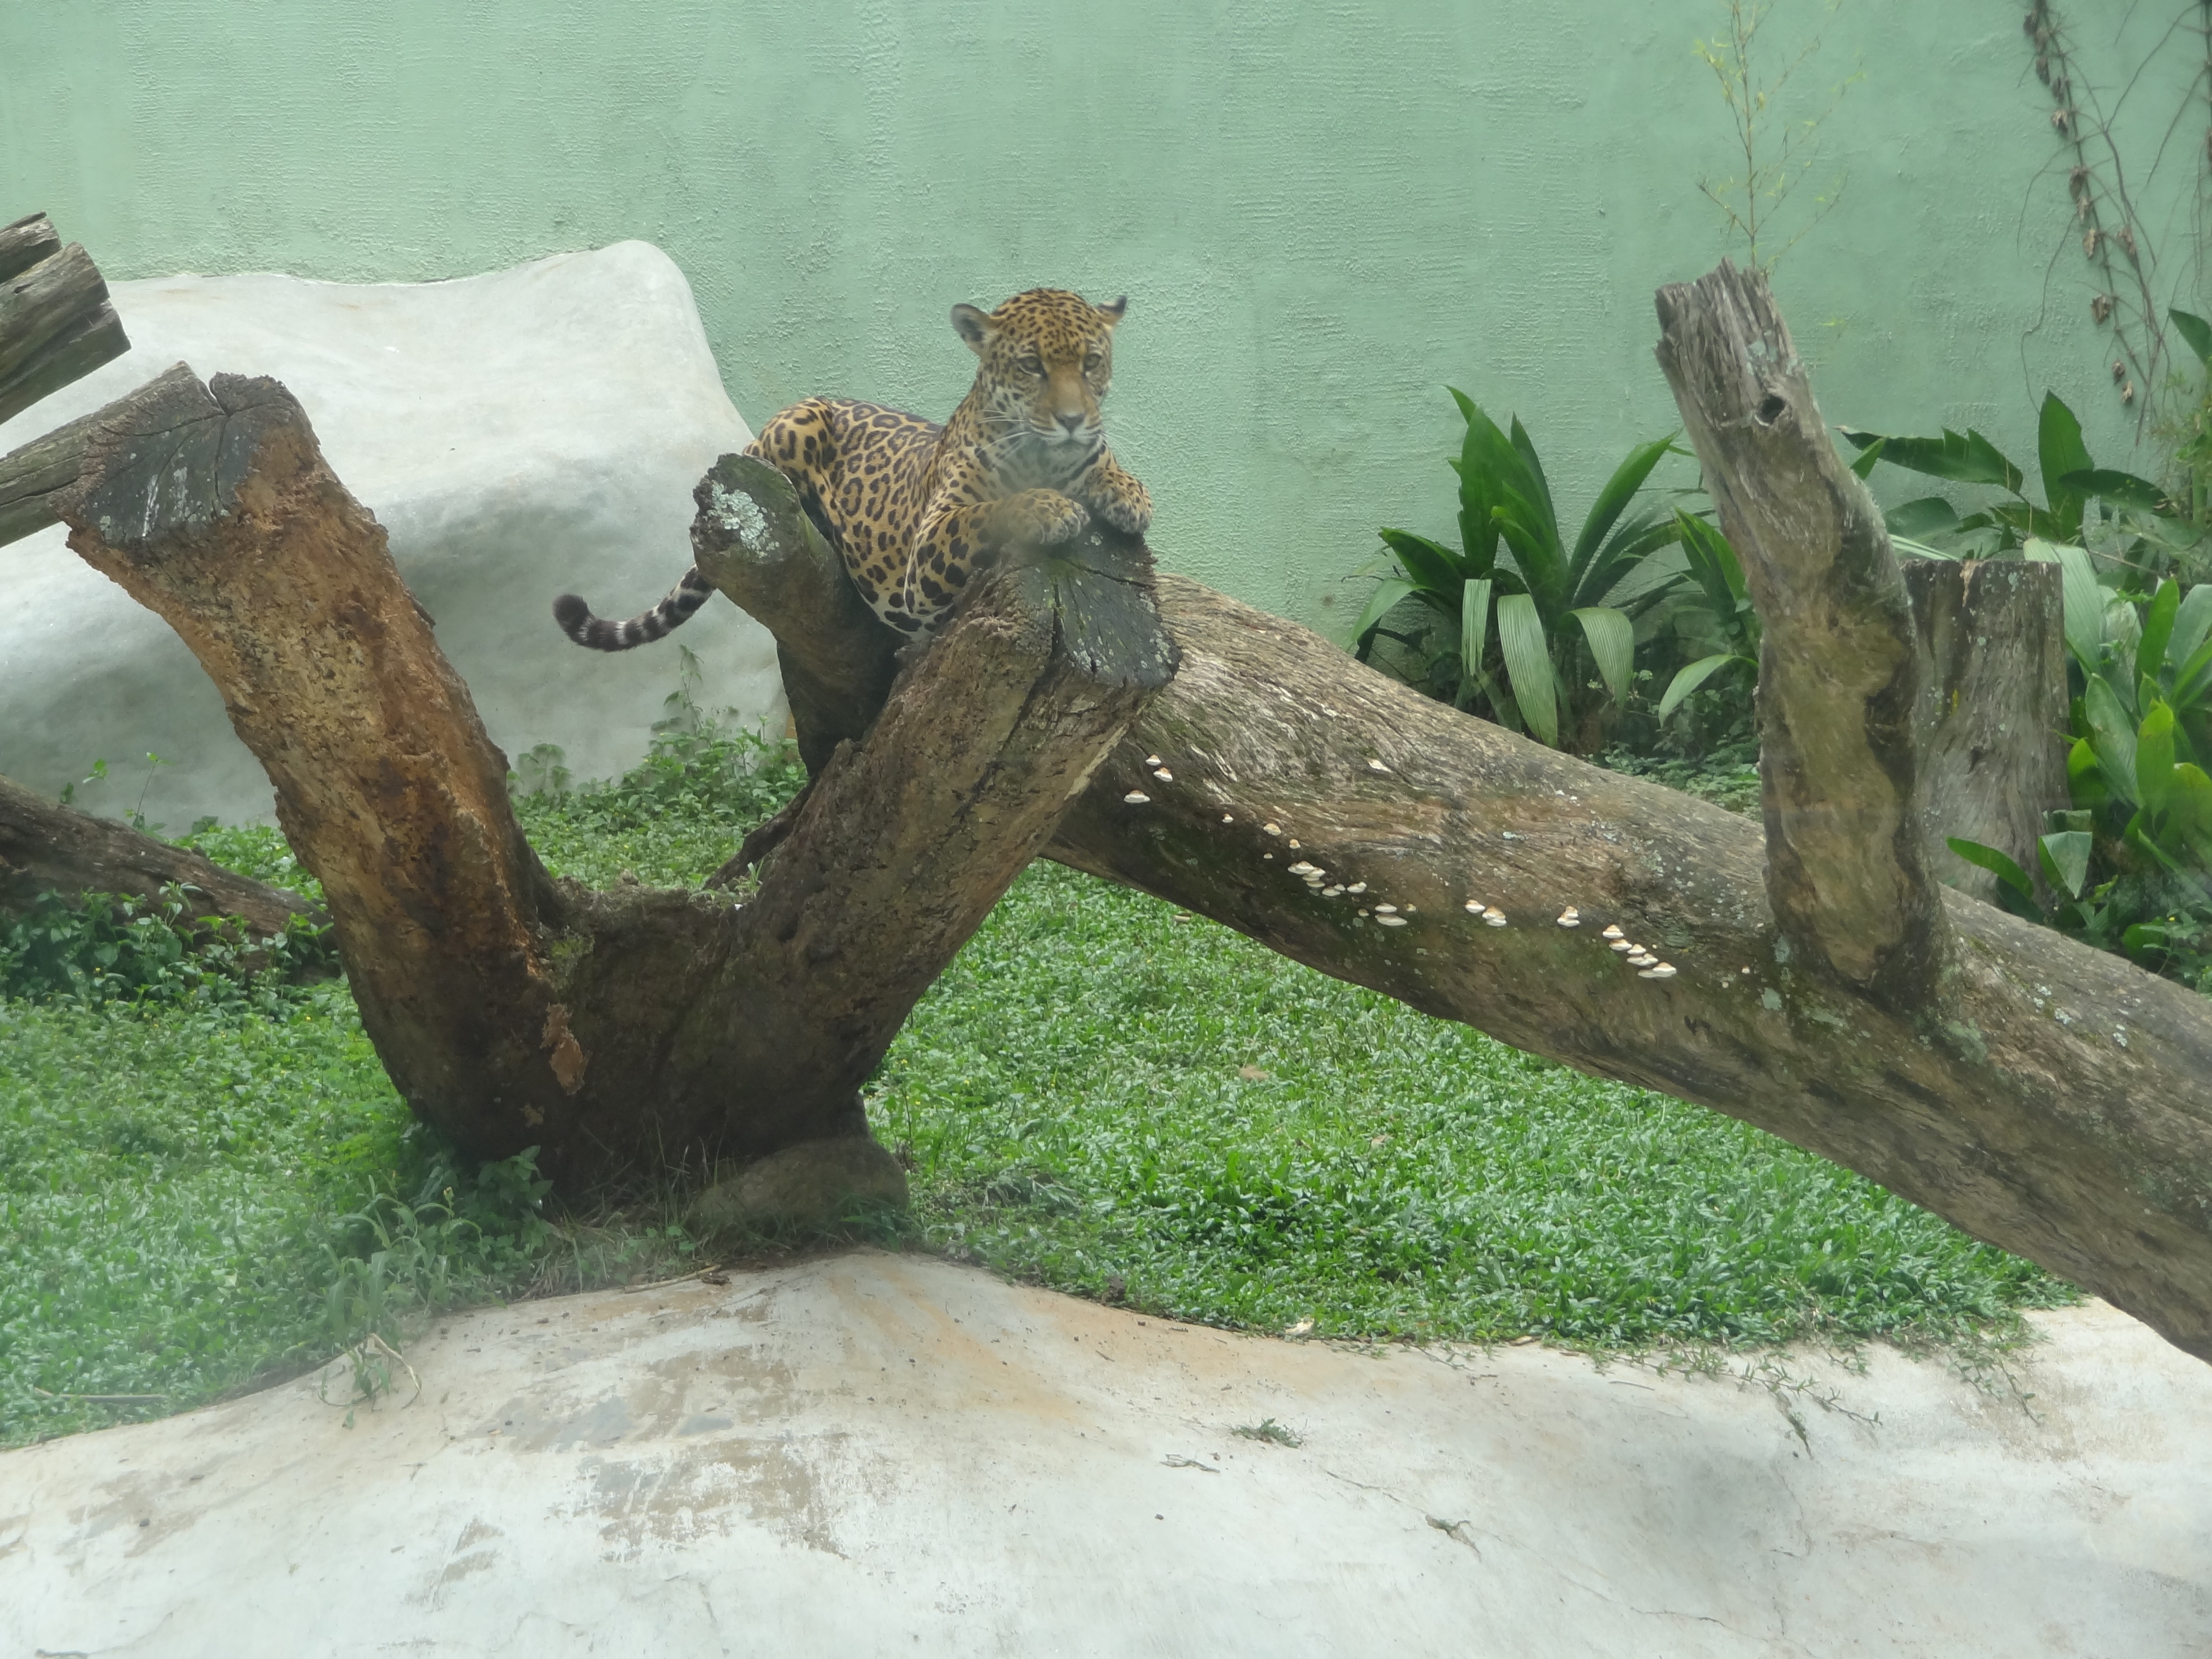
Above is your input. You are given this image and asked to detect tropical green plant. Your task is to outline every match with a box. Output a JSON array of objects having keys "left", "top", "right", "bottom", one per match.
[
  {"left": 1841, "top": 385, "right": 2199, "bottom": 582},
  {"left": 1651, "top": 510, "right": 1762, "bottom": 724},
  {"left": 0, "top": 883, "right": 333, "bottom": 1008},
  {"left": 1355, "top": 390, "right": 1686, "bottom": 750}
]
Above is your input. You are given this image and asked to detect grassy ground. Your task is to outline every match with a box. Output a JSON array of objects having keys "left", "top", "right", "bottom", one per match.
[{"left": 0, "top": 729, "right": 2074, "bottom": 1449}]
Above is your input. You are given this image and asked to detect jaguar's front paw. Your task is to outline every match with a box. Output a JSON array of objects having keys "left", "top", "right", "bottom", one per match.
[
  {"left": 1087, "top": 481, "right": 1153, "bottom": 537},
  {"left": 1004, "top": 489, "right": 1091, "bottom": 547}
]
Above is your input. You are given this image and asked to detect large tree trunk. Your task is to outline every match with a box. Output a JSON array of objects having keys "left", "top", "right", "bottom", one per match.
[{"left": 51, "top": 365, "right": 1172, "bottom": 1189}]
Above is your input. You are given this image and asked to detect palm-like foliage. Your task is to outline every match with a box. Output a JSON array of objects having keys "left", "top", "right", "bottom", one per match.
[
  {"left": 1355, "top": 390, "right": 1684, "bottom": 749},
  {"left": 1842, "top": 385, "right": 2195, "bottom": 576},
  {"left": 1653, "top": 510, "right": 1761, "bottom": 722}
]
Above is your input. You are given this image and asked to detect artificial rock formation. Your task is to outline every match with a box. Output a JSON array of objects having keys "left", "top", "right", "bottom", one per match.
[{"left": 0, "top": 241, "right": 781, "bottom": 827}]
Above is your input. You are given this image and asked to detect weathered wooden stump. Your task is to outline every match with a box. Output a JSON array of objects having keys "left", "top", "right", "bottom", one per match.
[{"left": 1903, "top": 557, "right": 2070, "bottom": 904}]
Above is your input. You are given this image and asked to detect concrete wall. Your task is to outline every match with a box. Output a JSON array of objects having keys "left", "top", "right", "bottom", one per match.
[{"left": 4, "top": 1, "right": 2200, "bottom": 641}]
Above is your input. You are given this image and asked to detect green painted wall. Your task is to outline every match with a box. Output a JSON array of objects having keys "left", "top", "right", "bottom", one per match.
[{"left": 4, "top": 1, "right": 2202, "bottom": 636}]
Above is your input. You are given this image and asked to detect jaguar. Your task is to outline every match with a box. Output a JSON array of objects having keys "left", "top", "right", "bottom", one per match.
[{"left": 553, "top": 287, "right": 1150, "bottom": 647}]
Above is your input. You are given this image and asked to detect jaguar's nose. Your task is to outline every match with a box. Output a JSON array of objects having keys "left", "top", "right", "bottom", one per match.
[{"left": 1057, "top": 412, "right": 1085, "bottom": 433}]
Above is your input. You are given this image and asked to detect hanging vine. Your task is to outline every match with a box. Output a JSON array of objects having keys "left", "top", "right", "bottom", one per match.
[{"left": 2022, "top": 1, "right": 2212, "bottom": 431}]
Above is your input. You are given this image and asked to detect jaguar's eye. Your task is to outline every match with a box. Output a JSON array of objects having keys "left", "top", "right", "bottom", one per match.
[{"left": 1020, "top": 358, "right": 1044, "bottom": 377}]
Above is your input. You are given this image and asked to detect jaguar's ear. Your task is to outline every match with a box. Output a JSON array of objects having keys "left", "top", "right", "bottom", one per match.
[
  {"left": 951, "top": 303, "right": 993, "bottom": 354},
  {"left": 1096, "top": 295, "right": 1128, "bottom": 327}
]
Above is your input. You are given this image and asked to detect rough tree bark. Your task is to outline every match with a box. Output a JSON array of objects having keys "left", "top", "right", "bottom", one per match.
[{"left": 50, "top": 365, "right": 1173, "bottom": 1190}]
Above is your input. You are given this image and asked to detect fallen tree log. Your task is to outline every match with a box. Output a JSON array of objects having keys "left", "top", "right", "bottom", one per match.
[
  {"left": 52, "top": 365, "right": 1172, "bottom": 1189},
  {"left": 0, "top": 769, "right": 319, "bottom": 936},
  {"left": 0, "top": 212, "right": 130, "bottom": 430}
]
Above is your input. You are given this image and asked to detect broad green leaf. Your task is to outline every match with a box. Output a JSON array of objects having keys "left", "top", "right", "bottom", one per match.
[
  {"left": 2067, "top": 735, "right": 2110, "bottom": 807},
  {"left": 1950, "top": 523, "right": 2009, "bottom": 559},
  {"left": 2168, "top": 767, "right": 2212, "bottom": 870},
  {"left": 2171, "top": 763, "right": 2212, "bottom": 836},
  {"left": 1507, "top": 415, "right": 1560, "bottom": 553},
  {"left": 2120, "top": 808, "right": 2194, "bottom": 878},
  {"left": 2136, "top": 699, "right": 2177, "bottom": 817},
  {"left": 2172, "top": 308, "right": 2212, "bottom": 368},
  {"left": 1597, "top": 540, "right": 1691, "bottom": 612},
  {"left": 2036, "top": 393, "right": 2093, "bottom": 539},
  {"left": 1839, "top": 426, "right": 2024, "bottom": 493},
  {"left": 1570, "top": 605, "right": 1635, "bottom": 703},
  {"left": 1378, "top": 527, "right": 1466, "bottom": 595},
  {"left": 1658, "top": 653, "right": 1749, "bottom": 721},
  {"left": 1946, "top": 836, "right": 2037, "bottom": 904},
  {"left": 1349, "top": 577, "right": 1417, "bottom": 654},
  {"left": 1674, "top": 511, "right": 1752, "bottom": 642},
  {"left": 1453, "top": 392, "right": 1565, "bottom": 599},
  {"left": 2172, "top": 635, "right": 2212, "bottom": 713},
  {"left": 1494, "top": 498, "right": 1568, "bottom": 620},
  {"left": 2105, "top": 595, "right": 2143, "bottom": 695},
  {"left": 1600, "top": 505, "right": 1684, "bottom": 566},
  {"left": 1886, "top": 496, "right": 1961, "bottom": 539},
  {"left": 2037, "top": 830, "right": 2093, "bottom": 900},
  {"left": 1495, "top": 592, "right": 1559, "bottom": 747},
  {"left": 1581, "top": 508, "right": 1688, "bottom": 620},
  {"left": 2122, "top": 920, "right": 2171, "bottom": 956},
  {"left": 1449, "top": 388, "right": 1504, "bottom": 574},
  {"left": 1568, "top": 435, "right": 1676, "bottom": 588},
  {"left": 1460, "top": 577, "right": 1493, "bottom": 686},
  {"left": 2056, "top": 468, "right": 2170, "bottom": 515},
  {"left": 1848, "top": 435, "right": 1885, "bottom": 479},
  {"left": 2139, "top": 580, "right": 2180, "bottom": 690},
  {"left": 2084, "top": 673, "right": 2139, "bottom": 805},
  {"left": 2026, "top": 539, "right": 2107, "bottom": 671},
  {"left": 2171, "top": 583, "right": 2212, "bottom": 669}
]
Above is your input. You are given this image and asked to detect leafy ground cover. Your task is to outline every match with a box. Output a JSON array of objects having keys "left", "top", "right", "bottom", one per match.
[{"left": 1, "top": 722, "right": 2073, "bottom": 1449}]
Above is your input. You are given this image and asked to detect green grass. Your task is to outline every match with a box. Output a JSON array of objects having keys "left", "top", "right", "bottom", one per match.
[
  {"left": 879, "top": 862, "right": 2070, "bottom": 1349},
  {"left": 1, "top": 715, "right": 2075, "bottom": 1449}
]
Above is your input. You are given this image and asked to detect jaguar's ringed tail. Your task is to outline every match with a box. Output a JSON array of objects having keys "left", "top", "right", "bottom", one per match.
[{"left": 553, "top": 567, "right": 715, "bottom": 650}]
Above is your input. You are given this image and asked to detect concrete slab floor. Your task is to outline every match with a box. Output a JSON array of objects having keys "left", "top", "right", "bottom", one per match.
[{"left": 2, "top": 1250, "right": 2205, "bottom": 1657}]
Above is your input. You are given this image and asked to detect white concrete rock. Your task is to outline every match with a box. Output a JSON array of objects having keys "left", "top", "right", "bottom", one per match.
[
  {"left": 3, "top": 1252, "right": 2206, "bottom": 1657},
  {"left": 0, "top": 242, "right": 784, "bottom": 830}
]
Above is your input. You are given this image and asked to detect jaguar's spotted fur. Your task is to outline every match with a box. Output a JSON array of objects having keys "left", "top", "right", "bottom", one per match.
[{"left": 553, "top": 288, "right": 1150, "bottom": 648}]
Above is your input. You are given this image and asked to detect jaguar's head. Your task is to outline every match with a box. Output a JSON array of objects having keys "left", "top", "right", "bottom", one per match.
[{"left": 953, "top": 288, "right": 1126, "bottom": 452}]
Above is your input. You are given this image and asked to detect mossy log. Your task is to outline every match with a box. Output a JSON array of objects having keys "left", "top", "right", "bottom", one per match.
[{"left": 51, "top": 365, "right": 1173, "bottom": 1190}]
